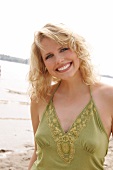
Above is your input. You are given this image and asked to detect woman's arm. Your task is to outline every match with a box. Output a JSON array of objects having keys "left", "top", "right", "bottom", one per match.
[
  {"left": 28, "top": 100, "right": 40, "bottom": 170},
  {"left": 28, "top": 149, "right": 37, "bottom": 170}
]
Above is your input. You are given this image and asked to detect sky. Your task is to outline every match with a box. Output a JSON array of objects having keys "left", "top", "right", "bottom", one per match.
[{"left": 0, "top": 0, "right": 113, "bottom": 74}]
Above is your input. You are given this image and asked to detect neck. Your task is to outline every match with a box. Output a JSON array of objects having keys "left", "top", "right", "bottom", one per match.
[{"left": 58, "top": 71, "right": 86, "bottom": 97}]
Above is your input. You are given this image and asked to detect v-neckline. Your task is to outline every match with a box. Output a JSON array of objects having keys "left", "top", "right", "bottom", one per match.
[{"left": 51, "top": 99, "right": 92, "bottom": 135}]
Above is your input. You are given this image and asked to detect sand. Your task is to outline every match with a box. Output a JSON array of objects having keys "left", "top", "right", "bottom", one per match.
[{"left": 0, "top": 82, "right": 113, "bottom": 170}]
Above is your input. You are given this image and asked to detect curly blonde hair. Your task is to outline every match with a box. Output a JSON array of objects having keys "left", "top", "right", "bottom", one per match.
[{"left": 28, "top": 23, "right": 98, "bottom": 102}]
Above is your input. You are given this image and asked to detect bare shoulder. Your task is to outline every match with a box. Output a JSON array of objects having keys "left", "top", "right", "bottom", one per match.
[
  {"left": 94, "top": 82, "right": 113, "bottom": 135},
  {"left": 92, "top": 82, "right": 113, "bottom": 99},
  {"left": 91, "top": 82, "right": 113, "bottom": 113},
  {"left": 30, "top": 99, "right": 47, "bottom": 122},
  {"left": 90, "top": 82, "right": 113, "bottom": 136},
  {"left": 30, "top": 82, "right": 59, "bottom": 120},
  {"left": 30, "top": 99, "right": 43, "bottom": 117}
]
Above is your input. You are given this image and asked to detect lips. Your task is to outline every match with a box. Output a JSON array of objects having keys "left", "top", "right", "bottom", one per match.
[{"left": 56, "top": 62, "right": 72, "bottom": 72}]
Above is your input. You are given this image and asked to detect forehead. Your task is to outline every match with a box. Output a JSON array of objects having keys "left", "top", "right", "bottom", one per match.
[
  {"left": 41, "top": 38, "right": 60, "bottom": 48},
  {"left": 40, "top": 38, "right": 61, "bottom": 55}
]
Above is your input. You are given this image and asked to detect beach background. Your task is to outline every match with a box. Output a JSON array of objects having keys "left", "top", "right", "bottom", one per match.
[
  {"left": 0, "top": 60, "right": 113, "bottom": 170},
  {"left": 0, "top": 60, "right": 33, "bottom": 170},
  {"left": 0, "top": 0, "right": 113, "bottom": 169}
]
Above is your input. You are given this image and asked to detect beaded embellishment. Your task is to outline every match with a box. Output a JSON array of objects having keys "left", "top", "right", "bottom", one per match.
[{"left": 45, "top": 100, "right": 94, "bottom": 163}]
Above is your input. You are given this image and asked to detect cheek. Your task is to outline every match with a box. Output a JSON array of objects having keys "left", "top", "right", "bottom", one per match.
[
  {"left": 73, "top": 57, "right": 81, "bottom": 70},
  {"left": 44, "top": 61, "right": 52, "bottom": 68},
  {"left": 73, "top": 53, "right": 80, "bottom": 64},
  {"left": 44, "top": 61, "right": 54, "bottom": 74},
  {"left": 70, "top": 51, "right": 78, "bottom": 60}
]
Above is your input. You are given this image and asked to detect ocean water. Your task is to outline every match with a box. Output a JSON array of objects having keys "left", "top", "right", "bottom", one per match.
[
  {"left": 0, "top": 60, "right": 29, "bottom": 93},
  {"left": 0, "top": 60, "right": 113, "bottom": 93}
]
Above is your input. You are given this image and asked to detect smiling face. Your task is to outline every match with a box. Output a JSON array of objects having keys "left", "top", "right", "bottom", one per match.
[{"left": 40, "top": 38, "right": 80, "bottom": 80}]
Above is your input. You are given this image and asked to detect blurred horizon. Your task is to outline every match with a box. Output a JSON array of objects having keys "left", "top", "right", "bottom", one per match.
[{"left": 0, "top": 0, "right": 113, "bottom": 73}]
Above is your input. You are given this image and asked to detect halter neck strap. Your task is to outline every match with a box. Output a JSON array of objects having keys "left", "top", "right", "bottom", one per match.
[
  {"left": 49, "top": 81, "right": 61, "bottom": 102},
  {"left": 89, "top": 85, "right": 93, "bottom": 99}
]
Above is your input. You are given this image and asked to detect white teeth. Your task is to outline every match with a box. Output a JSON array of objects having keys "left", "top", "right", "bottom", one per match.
[{"left": 58, "top": 63, "right": 70, "bottom": 71}]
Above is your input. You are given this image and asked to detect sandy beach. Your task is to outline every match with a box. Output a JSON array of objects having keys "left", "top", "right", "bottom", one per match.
[
  {"left": 0, "top": 78, "right": 113, "bottom": 170},
  {"left": 0, "top": 77, "right": 34, "bottom": 170}
]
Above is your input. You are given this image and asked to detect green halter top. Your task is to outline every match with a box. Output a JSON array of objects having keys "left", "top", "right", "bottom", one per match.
[{"left": 31, "top": 85, "right": 109, "bottom": 170}]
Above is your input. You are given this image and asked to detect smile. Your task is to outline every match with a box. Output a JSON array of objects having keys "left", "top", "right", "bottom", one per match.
[{"left": 56, "top": 62, "right": 72, "bottom": 72}]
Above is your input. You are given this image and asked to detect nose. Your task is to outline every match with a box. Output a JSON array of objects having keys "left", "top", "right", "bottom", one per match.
[{"left": 55, "top": 55, "right": 64, "bottom": 64}]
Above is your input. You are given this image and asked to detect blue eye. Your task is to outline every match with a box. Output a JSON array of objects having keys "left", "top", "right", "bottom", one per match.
[
  {"left": 45, "top": 54, "right": 54, "bottom": 60},
  {"left": 60, "top": 48, "right": 69, "bottom": 52}
]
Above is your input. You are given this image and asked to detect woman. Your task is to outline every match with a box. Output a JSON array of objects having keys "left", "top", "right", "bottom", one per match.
[{"left": 28, "top": 23, "right": 113, "bottom": 170}]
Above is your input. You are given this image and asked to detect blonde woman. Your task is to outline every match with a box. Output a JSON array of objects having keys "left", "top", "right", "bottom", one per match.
[{"left": 28, "top": 23, "right": 113, "bottom": 170}]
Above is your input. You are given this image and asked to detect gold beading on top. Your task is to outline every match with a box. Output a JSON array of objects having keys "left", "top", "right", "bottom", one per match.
[{"left": 45, "top": 100, "right": 94, "bottom": 163}]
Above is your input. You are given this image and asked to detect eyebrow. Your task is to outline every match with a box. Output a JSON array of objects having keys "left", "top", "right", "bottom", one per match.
[
  {"left": 44, "top": 46, "right": 67, "bottom": 58},
  {"left": 45, "top": 52, "right": 52, "bottom": 57}
]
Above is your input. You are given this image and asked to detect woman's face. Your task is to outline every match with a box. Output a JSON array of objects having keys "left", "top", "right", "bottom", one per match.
[{"left": 40, "top": 37, "right": 80, "bottom": 80}]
